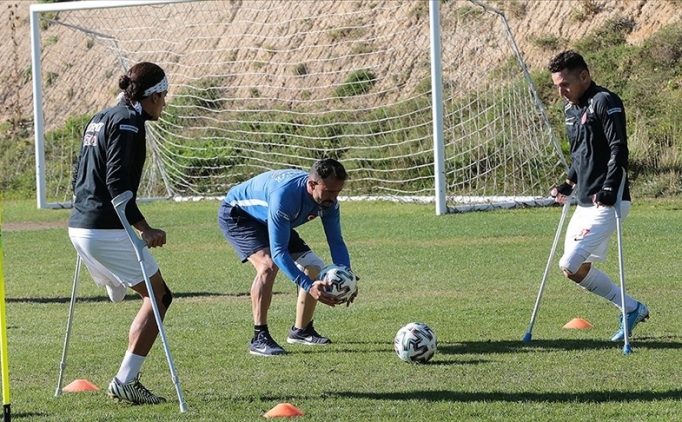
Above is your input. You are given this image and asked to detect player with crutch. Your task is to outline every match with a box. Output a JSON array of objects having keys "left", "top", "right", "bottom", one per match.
[
  {"left": 64, "top": 62, "right": 185, "bottom": 407},
  {"left": 525, "top": 50, "right": 648, "bottom": 348}
]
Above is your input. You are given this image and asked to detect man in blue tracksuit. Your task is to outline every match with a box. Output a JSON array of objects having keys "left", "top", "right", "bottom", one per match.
[
  {"left": 548, "top": 50, "right": 648, "bottom": 342},
  {"left": 218, "top": 158, "right": 358, "bottom": 356}
]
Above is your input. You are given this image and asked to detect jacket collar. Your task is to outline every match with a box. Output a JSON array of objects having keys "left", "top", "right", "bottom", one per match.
[
  {"left": 118, "top": 99, "right": 152, "bottom": 122},
  {"left": 577, "top": 81, "right": 598, "bottom": 107}
]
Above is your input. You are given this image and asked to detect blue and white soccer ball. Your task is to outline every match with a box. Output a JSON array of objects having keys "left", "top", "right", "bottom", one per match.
[
  {"left": 393, "top": 322, "right": 437, "bottom": 363},
  {"left": 318, "top": 263, "right": 357, "bottom": 304}
]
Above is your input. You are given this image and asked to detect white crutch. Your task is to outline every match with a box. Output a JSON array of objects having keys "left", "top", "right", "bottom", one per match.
[
  {"left": 55, "top": 253, "right": 82, "bottom": 396},
  {"left": 614, "top": 170, "right": 631, "bottom": 355},
  {"left": 522, "top": 196, "right": 572, "bottom": 342},
  {"left": 111, "top": 191, "right": 188, "bottom": 412}
]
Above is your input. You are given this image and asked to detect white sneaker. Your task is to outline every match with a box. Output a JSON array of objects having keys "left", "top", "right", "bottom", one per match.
[{"left": 107, "top": 373, "right": 166, "bottom": 405}]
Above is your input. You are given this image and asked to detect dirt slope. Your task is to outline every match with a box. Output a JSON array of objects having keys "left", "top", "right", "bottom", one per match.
[
  {"left": 502, "top": 0, "right": 682, "bottom": 67},
  {"left": 1, "top": 0, "right": 681, "bottom": 127}
]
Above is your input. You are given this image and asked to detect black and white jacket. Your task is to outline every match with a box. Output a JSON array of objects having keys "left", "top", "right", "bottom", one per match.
[
  {"left": 68, "top": 100, "right": 150, "bottom": 229},
  {"left": 564, "top": 81, "right": 631, "bottom": 206}
]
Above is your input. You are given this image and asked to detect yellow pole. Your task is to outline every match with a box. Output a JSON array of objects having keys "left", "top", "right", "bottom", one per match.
[{"left": 0, "top": 202, "right": 11, "bottom": 422}]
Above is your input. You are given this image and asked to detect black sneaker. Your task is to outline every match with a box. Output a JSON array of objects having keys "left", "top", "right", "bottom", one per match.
[
  {"left": 287, "top": 320, "right": 332, "bottom": 345},
  {"left": 249, "top": 331, "right": 286, "bottom": 356}
]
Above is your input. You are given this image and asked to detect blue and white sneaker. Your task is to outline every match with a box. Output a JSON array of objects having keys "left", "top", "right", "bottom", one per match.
[
  {"left": 249, "top": 331, "right": 286, "bottom": 356},
  {"left": 611, "top": 302, "right": 649, "bottom": 342}
]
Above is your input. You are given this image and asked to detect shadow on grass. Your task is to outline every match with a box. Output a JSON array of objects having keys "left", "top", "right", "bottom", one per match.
[
  {"left": 4, "top": 290, "right": 270, "bottom": 304},
  {"left": 438, "top": 338, "right": 682, "bottom": 353},
  {"left": 287, "top": 346, "right": 489, "bottom": 366},
  {"left": 327, "top": 388, "right": 682, "bottom": 403},
  {"left": 11, "top": 412, "right": 49, "bottom": 420},
  {"left": 280, "top": 338, "right": 682, "bottom": 360}
]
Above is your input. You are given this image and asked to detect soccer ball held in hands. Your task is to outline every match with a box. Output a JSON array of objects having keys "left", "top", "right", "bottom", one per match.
[{"left": 318, "top": 263, "right": 357, "bottom": 304}]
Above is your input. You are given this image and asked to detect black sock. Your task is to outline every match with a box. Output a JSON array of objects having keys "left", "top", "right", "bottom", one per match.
[
  {"left": 254, "top": 324, "right": 268, "bottom": 338},
  {"left": 294, "top": 320, "right": 312, "bottom": 331}
]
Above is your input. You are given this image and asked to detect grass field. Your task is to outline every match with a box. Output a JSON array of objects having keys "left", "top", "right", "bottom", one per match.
[{"left": 2, "top": 198, "right": 682, "bottom": 421}]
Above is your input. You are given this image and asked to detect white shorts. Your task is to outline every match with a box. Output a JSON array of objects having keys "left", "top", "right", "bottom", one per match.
[
  {"left": 68, "top": 227, "right": 159, "bottom": 302},
  {"left": 563, "top": 201, "right": 631, "bottom": 263}
]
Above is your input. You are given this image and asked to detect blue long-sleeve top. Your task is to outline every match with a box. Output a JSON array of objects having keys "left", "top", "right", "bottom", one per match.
[{"left": 224, "top": 169, "right": 351, "bottom": 291}]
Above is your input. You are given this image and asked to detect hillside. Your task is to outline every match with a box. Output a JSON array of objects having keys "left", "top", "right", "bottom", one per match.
[
  {"left": 502, "top": 0, "right": 681, "bottom": 66},
  {"left": 2, "top": 0, "right": 681, "bottom": 128}
]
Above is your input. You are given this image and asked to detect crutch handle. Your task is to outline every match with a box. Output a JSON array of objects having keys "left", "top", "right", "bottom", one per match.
[
  {"left": 110, "top": 190, "right": 133, "bottom": 209},
  {"left": 111, "top": 191, "right": 147, "bottom": 253},
  {"left": 614, "top": 168, "right": 627, "bottom": 218}
]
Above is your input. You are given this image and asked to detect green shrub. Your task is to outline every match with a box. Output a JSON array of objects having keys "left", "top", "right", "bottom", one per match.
[
  {"left": 530, "top": 34, "right": 562, "bottom": 51},
  {"left": 172, "top": 77, "right": 225, "bottom": 110},
  {"left": 570, "top": 0, "right": 601, "bottom": 23},
  {"left": 640, "top": 25, "right": 682, "bottom": 70},
  {"left": 334, "top": 69, "right": 377, "bottom": 98},
  {"left": 506, "top": 1, "right": 527, "bottom": 19},
  {"left": 574, "top": 16, "right": 634, "bottom": 52},
  {"left": 293, "top": 63, "right": 307, "bottom": 76}
]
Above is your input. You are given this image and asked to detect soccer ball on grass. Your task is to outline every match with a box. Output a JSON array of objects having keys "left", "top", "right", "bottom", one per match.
[
  {"left": 393, "top": 322, "right": 437, "bottom": 363},
  {"left": 318, "top": 263, "right": 357, "bottom": 304}
]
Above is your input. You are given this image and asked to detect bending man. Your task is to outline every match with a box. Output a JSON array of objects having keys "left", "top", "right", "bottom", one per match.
[{"left": 218, "top": 158, "right": 358, "bottom": 356}]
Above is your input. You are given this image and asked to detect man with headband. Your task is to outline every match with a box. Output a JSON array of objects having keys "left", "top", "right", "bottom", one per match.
[{"left": 68, "top": 62, "right": 173, "bottom": 405}]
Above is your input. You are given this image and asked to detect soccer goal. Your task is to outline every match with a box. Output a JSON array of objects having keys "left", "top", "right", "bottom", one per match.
[{"left": 30, "top": 0, "right": 567, "bottom": 213}]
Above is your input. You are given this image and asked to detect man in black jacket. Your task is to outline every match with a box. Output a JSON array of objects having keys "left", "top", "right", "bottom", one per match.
[
  {"left": 68, "top": 62, "right": 171, "bottom": 405},
  {"left": 548, "top": 50, "right": 649, "bottom": 342}
]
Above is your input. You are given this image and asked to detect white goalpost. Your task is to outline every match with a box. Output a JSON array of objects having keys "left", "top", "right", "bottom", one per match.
[{"left": 30, "top": 0, "right": 567, "bottom": 214}]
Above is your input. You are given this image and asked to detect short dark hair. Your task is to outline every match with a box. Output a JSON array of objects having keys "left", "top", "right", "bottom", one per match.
[
  {"left": 118, "top": 62, "right": 166, "bottom": 104},
  {"left": 547, "top": 50, "right": 589, "bottom": 75},
  {"left": 311, "top": 158, "right": 348, "bottom": 182}
]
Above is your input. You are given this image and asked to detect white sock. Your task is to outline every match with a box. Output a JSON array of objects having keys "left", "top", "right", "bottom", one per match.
[
  {"left": 115, "top": 351, "right": 145, "bottom": 384},
  {"left": 578, "top": 267, "right": 638, "bottom": 313}
]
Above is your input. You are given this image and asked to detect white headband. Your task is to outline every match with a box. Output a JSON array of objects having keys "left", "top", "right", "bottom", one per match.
[{"left": 143, "top": 75, "right": 168, "bottom": 97}]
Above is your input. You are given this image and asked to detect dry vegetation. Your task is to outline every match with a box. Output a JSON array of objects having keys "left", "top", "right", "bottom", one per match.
[
  {"left": 2, "top": 0, "right": 681, "bottom": 127},
  {"left": 1, "top": 0, "right": 682, "bottom": 198}
]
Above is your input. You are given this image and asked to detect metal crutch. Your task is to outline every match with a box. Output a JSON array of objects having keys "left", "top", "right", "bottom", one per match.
[
  {"left": 112, "top": 191, "right": 188, "bottom": 412},
  {"left": 55, "top": 253, "right": 82, "bottom": 396},
  {"left": 522, "top": 195, "right": 572, "bottom": 342},
  {"left": 614, "top": 170, "right": 631, "bottom": 355}
]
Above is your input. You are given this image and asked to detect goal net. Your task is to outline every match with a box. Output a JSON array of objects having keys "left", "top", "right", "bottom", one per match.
[{"left": 30, "top": 0, "right": 567, "bottom": 212}]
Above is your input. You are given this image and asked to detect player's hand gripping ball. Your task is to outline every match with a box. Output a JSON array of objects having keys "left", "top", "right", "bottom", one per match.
[
  {"left": 394, "top": 322, "right": 437, "bottom": 363},
  {"left": 318, "top": 264, "right": 357, "bottom": 304}
]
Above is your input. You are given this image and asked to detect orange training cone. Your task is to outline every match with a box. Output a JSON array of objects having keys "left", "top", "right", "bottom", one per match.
[
  {"left": 62, "top": 379, "right": 100, "bottom": 392},
  {"left": 263, "top": 402, "right": 305, "bottom": 418},
  {"left": 563, "top": 318, "right": 594, "bottom": 329}
]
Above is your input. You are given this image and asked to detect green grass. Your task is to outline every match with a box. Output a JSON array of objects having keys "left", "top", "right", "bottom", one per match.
[{"left": 3, "top": 198, "right": 682, "bottom": 420}]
